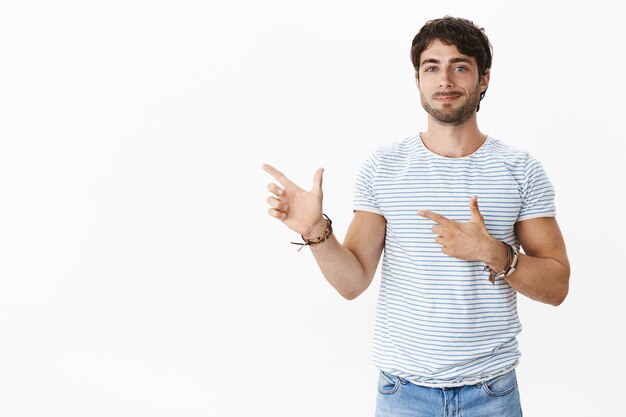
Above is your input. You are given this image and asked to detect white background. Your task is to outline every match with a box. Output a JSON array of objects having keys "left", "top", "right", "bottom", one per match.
[{"left": 1, "top": 1, "right": 625, "bottom": 416}]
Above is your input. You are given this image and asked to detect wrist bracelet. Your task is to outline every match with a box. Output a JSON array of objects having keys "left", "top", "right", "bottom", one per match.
[
  {"left": 290, "top": 214, "right": 333, "bottom": 251},
  {"left": 484, "top": 242, "right": 519, "bottom": 284}
]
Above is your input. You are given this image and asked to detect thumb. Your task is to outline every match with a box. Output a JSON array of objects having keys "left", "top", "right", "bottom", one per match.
[
  {"left": 469, "top": 195, "right": 483, "bottom": 222},
  {"left": 312, "top": 167, "right": 324, "bottom": 195}
]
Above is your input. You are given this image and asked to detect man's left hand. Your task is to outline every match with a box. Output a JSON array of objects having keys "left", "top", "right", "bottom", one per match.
[{"left": 417, "top": 196, "right": 498, "bottom": 263}]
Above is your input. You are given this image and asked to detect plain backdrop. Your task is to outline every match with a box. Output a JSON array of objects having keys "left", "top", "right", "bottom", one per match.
[{"left": 1, "top": 1, "right": 625, "bottom": 416}]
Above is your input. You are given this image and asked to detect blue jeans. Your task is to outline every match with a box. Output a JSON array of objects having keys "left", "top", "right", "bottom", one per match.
[{"left": 375, "top": 369, "right": 523, "bottom": 417}]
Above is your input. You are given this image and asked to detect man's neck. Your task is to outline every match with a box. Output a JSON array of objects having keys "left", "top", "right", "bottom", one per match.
[{"left": 420, "top": 116, "right": 487, "bottom": 158}]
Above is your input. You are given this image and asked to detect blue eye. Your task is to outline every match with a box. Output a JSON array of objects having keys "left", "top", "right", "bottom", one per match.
[
  {"left": 424, "top": 67, "right": 437, "bottom": 72},
  {"left": 454, "top": 66, "right": 468, "bottom": 72}
]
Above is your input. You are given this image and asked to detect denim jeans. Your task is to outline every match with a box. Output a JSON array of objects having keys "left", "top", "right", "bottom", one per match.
[{"left": 375, "top": 369, "right": 523, "bottom": 417}]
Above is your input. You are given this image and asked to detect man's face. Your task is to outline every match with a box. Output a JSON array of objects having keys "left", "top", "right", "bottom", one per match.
[{"left": 416, "top": 39, "right": 489, "bottom": 126}]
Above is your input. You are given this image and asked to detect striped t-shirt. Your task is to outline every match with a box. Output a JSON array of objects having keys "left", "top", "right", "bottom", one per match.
[{"left": 353, "top": 134, "right": 556, "bottom": 387}]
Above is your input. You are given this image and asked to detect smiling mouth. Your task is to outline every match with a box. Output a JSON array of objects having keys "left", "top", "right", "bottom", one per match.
[
  {"left": 434, "top": 94, "right": 461, "bottom": 102},
  {"left": 435, "top": 96, "right": 460, "bottom": 103}
]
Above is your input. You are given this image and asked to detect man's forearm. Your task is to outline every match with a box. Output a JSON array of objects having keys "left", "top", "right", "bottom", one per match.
[
  {"left": 484, "top": 240, "right": 569, "bottom": 306},
  {"left": 505, "top": 253, "right": 569, "bottom": 306},
  {"left": 307, "top": 234, "right": 372, "bottom": 300}
]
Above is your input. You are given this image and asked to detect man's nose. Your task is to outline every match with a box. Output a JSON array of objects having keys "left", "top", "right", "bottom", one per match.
[{"left": 438, "top": 72, "right": 453, "bottom": 88}]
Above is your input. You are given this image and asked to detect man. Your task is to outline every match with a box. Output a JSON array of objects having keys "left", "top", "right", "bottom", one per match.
[{"left": 263, "top": 16, "right": 569, "bottom": 417}]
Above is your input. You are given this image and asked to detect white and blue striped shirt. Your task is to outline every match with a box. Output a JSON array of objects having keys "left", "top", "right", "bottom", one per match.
[{"left": 353, "top": 134, "right": 556, "bottom": 387}]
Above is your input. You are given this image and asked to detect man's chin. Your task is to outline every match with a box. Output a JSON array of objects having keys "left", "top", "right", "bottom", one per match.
[
  {"left": 423, "top": 103, "right": 476, "bottom": 125},
  {"left": 434, "top": 117, "right": 465, "bottom": 126},
  {"left": 430, "top": 110, "right": 464, "bottom": 124}
]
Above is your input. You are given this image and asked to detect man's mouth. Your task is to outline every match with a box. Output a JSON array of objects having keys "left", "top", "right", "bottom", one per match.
[{"left": 434, "top": 93, "right": 462, "bottom": 102}]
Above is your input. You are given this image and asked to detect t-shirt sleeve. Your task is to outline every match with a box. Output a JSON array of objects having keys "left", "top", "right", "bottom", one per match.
[
  {"left": 353, "top": 152, "right": 382, "bottom": 215},
  {"left": 517, "top": 155, "right": 556, "bottom": 221}
]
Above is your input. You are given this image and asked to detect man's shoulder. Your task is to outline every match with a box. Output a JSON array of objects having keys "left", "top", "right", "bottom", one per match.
[
  {"left": 372, "top": 135, "right": 419, "bottom": 158},
  {"left": 486, "top": 136, "right": 535, "bottom": 167},
  {"left": 357, "top": 136, "right": 420, "bottom": 172}
]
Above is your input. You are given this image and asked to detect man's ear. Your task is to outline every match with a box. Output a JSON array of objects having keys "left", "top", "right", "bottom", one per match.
[{"left": 480, "top": 68, "right": 490, "bottom": 92}]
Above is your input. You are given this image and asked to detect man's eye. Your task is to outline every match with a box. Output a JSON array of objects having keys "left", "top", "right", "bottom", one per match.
[
  {"left": 454, "top": 66, "right": 468, "bottom": 72},
  {"left": 424, "top": 67, "right": 436, "bottom": 72}
]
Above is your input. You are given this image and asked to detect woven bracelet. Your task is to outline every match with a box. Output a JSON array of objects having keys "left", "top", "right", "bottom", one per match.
[{"left": 291, "top": 214, "right": 333, "bottom": 251}]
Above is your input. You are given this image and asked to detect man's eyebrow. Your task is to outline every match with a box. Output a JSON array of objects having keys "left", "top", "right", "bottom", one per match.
[
  {"left": 420, "top": 58, "right": 440, "bottom": 66},
  {"left": 450, "top": 57, "right": 473, "bottom": 64},
  {"left": 420, "top": 57, "right": 474, "bottom": 66}
]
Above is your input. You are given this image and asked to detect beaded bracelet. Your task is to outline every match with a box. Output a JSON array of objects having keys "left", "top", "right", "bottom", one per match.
[{"left": 290, "top": 214, "right": 333, "bottom": 252}]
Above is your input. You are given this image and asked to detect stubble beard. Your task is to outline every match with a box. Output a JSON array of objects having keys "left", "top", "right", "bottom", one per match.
[{"left": 421, "top": 83, "right": 481, "bottom": 126}]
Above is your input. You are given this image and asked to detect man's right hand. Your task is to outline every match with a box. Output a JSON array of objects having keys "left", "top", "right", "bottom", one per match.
[{"left": 262, "top": 163, "right": 327, "bottom": 239}]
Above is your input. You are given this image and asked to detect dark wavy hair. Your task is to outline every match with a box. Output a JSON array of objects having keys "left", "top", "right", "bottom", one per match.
[{"left": 410, "top": 16, "right": 493, "bottom": 111}]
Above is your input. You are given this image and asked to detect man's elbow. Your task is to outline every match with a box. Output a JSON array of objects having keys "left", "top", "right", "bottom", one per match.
[
  {"left": 551, "top": 287, "right": 569, "bottom": 306},
  {"left": 340, "top": 288, "right": 363, "bottom": 301},
  {"left": 551, "top": 291, "right": 567, "bottom": 306},
  {"left": 336, "top": 268, "right": 374, "bottom": 300},
  {"left": 551, "top": 272, "right": 570, "bottom": 307},
  {"left": 338, "top": 281, "right": 371, "bottom": 300}
]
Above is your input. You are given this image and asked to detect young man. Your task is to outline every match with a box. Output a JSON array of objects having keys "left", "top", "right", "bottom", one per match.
[{"left": 263, "top": 16, "right": 569, "bottom": 417}]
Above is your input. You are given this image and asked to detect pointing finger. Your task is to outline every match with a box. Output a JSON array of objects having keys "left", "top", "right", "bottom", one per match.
[
  {"left": 262, "top": 163, "right": 293, "bottom": 188},
  {"left": 418, "top": 210, "right": 452, "bottom": 226}
]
